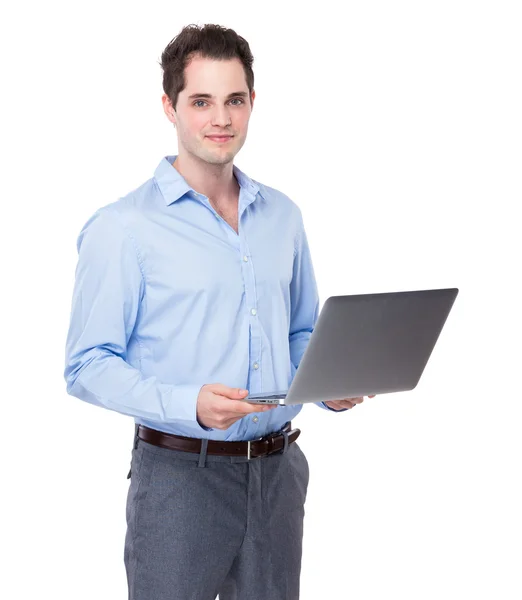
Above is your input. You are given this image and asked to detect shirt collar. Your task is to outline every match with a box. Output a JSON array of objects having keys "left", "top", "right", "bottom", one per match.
[{"left": 154, "top": 154, "right": 262, "bottom": 206}]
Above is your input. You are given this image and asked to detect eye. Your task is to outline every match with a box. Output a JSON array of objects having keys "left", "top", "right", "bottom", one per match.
[{"left": 192, "top": 98, "right": 244, "bottom": 108}]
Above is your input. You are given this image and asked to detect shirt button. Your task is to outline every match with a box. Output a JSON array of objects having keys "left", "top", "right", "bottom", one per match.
[
  {"left": 253, "top": 416, "right": 259, "bottom": 423},
  {"left": 253, "top": 362, "right": 259, "bottom": 370},
  {"left": 251, "top": 308, "right": 257, "bottom": 316},
  {"left": 243, "top": 255, "right": 248, "bottom": 262}
]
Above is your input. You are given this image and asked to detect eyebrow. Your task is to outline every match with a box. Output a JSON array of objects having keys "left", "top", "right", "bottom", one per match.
[{"left": 187, "top": 91, "right": 249, "bottom": 100}]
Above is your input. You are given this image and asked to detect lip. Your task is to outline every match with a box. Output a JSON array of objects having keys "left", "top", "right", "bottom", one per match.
[{"left": 207, "top": 135, "right": 233, "bottom": 142}]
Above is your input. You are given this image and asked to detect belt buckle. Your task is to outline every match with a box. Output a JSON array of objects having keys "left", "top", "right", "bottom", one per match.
[{"left": 247, "top": 434, "right": 267, "bottom": 460}]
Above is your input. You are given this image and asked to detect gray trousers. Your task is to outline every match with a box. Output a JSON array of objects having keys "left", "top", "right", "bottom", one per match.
[{"left": 124, "top": 424, "right": 310, "bottom": 600}]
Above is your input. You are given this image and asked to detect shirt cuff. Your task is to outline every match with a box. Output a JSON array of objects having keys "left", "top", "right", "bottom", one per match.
[{"left": 165, "top": 383, "right": 214, "bottom": 431}]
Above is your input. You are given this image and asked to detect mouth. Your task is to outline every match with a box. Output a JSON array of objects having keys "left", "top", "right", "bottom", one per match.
[{"left": 206, "top": 135, "right": 234, "bottom": 143}]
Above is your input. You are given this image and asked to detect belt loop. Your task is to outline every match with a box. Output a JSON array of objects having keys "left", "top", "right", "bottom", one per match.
[
  {"left": 198, "top": 438, "right": 209, "bottom": 468},
  {"left": 280, "top": 430, "right": 289, "bottom": 455}
]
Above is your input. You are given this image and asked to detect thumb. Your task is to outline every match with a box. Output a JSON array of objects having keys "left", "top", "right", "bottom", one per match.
[{"left": 211, "top": 384, "right": 249, "bottom": 399}]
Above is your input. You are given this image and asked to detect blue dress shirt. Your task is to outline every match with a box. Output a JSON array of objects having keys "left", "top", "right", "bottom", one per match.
[{"left": 64, "top": 154, "right": 345, "bottom": 442}]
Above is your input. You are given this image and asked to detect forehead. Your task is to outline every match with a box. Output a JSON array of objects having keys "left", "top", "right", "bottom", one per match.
[{"left": 182, "top": 55, "right": 248, "bottom": 95}]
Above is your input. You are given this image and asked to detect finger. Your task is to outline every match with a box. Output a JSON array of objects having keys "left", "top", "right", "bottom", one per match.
[
  {"left": 327, "top": 402, "right": 343, "bottom": 410},
  {"left": 210, "top": 385, "right": 249, "bottom": 400},
  {"left": 330, "top": 397, "right": 363, "bottom": 408},
  {"left": 332, "top": 400, "right": 354, "bottom": 409},
  {"left": 344, "top": 397, "right": 363, "bottom": 405},
  {"left": 219, "top": 388, "right": 279, "bottom": 413},
  {"left": 219, "top": 398, "right": 276, "bottom": 414}
]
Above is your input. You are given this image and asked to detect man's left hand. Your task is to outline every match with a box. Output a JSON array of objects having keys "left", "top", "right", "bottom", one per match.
[{"left": 324, "top": 395, "right": 376, "bottom": 411}]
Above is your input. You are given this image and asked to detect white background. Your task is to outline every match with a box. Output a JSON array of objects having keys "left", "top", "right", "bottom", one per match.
[{"left": 1, "top": 1, "right": 521, "bottom": 598}]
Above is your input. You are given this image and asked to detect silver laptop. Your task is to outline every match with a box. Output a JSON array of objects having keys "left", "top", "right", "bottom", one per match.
[{"left": 245, "top": 287, "right": 459, "bottom": 406}]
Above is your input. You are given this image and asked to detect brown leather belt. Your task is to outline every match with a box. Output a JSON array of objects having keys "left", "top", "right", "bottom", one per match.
[{"left": 137, "top": 421, "right": 300, "bottom": 459}]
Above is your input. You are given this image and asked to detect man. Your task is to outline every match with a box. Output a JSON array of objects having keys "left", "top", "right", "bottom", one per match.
[{"left": 64, "top": 23, "right": 373, "bottom": 600}]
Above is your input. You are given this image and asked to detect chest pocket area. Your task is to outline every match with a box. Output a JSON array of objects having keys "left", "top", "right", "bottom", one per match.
[{"left": 253, "top": 235, "right": 295, "bottom": 292}]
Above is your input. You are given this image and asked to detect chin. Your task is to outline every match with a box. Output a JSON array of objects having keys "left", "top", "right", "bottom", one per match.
[
  {"left": 184, "top": 139, "right": 243, "bottom": 165},
  {"left": 202, "top": 149, "right": 236, "bottom": 165}
]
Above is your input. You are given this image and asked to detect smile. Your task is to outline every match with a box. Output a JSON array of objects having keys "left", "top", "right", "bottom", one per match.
[{"left": 207, "top": 136, "right": 233, "bottom": 143}]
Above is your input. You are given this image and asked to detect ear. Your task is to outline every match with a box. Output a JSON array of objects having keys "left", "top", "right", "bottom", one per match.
[{"left": 161, "top": 93, "right": 177, "bottom": 126}]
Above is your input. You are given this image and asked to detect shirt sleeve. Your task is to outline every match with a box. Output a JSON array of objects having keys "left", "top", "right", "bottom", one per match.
[
  {"left": 289, "top": 208, "right": 347, "bottom": 413},
  {"left": 63, "top": 206, "right": 211, "bottom": 429}
]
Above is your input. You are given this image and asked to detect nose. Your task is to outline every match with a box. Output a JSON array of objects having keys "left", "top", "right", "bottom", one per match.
[{"left": 211, "top": 105, "right": 232, "bottom": 128}]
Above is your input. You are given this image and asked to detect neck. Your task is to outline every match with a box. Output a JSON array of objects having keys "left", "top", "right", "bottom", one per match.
[{"left": 172, "top": 152, "right": 239, "bottom": 203}]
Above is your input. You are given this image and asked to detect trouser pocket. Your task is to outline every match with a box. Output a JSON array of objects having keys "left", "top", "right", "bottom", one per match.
[{"left": 127, "top": 425, "right": 141, "bottom": 479}]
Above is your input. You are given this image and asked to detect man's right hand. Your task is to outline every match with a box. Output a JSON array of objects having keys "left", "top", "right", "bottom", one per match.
[{"left": 196, "top": 383, "right": 277, "bottom": 430}]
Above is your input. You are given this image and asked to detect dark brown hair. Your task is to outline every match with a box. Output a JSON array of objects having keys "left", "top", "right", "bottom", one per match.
[{"left": 159, "top": 24, "right": 255, "bottom": 111}]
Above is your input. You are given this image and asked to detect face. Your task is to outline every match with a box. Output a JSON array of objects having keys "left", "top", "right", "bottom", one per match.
[{"left": 162, "top": 54, "right": 255, "bottom": 166}]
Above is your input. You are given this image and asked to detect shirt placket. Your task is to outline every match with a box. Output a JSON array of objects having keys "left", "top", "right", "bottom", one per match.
[{"left": 238, "top": 189, "right": 263, "bottom": 435}]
